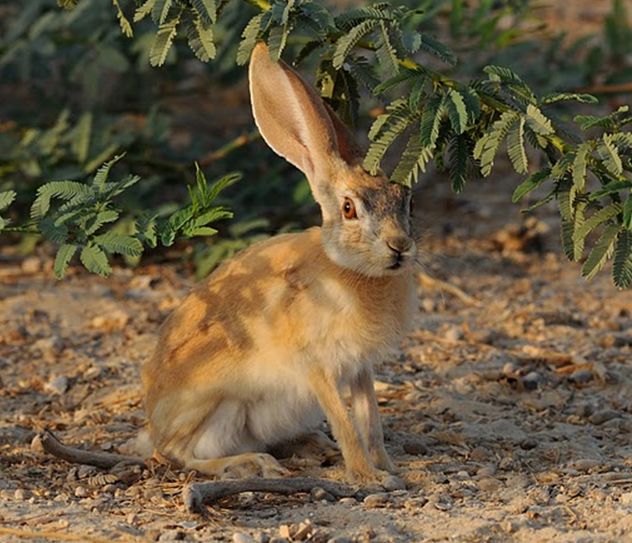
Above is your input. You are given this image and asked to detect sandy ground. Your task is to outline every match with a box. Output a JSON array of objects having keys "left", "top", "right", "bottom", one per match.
[{"left": 1, "top": 167, "right": 632, "bottom": 543}]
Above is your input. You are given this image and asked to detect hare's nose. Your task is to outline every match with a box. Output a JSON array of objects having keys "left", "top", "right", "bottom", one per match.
[{"left": 386, "top": 236, "right": 412, "bottom": 254}]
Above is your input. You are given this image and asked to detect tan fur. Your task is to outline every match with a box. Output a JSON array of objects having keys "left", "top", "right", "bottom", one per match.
[{"left": 142, "top": 43, "right": 417, "bottom": 483}]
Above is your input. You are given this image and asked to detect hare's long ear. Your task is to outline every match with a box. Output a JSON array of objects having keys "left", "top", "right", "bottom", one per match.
[{"left": 249, "top": 43, "right": 350, "bottom": 201}]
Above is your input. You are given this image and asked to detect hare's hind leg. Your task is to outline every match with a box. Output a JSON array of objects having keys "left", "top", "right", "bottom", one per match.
[
  {"left": 271, "top": 430, "right": 340, "bottom": 464},
  {"left": 186, "top": 398, "right": 289, "bottom": 479},
  {"left": 186, "top": 453, "right": 289, "bottom": 479}
]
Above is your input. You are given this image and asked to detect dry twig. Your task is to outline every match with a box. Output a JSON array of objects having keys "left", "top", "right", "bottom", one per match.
[
  {"left": 37, "top": 430, "right": 146, "bottom": 469},
  {"left": 184, "top": 477, "right": 355, "bottom": 513},
  {"left": 418, "top": 272, "right": 480, "bottom": 307}
]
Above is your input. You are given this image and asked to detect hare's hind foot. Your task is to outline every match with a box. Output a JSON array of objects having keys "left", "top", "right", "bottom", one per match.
[
  {"left": 271, "top": 430, "right": 341, "bottom": 466},
  {"left": 186, "top": 453, "right": 289, "bottom": 479}
]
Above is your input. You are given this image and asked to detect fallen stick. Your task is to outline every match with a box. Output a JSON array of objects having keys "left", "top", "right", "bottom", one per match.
[
  {"left": 184, "top": 477, "right": 356, "bottom": 513},
  {"left": 418, "top": 272, "right": 480, "bottom": 307},
  {"left": 37, "top": 430, "right": 146, "bottom": 469},
  {"left": 0, "top": 527, "right": 123, "bottom": 543}
]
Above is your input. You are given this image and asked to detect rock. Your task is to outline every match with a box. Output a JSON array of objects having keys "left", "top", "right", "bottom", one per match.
[
  {"left": 45, "top": 375, "right": 69, "bottom": 395},
  {"left": 34, "top": 336, "right": 62, "bottom": 359},
  {"left": 14, "top": 488, "right": 31, "bottom": 500},
  {"left": 402, "top": 439, "right": 428, "bottom": 456},
  {"left": 158, "top": 532, "right": 186, "bottom": 542},
  {"left": 74, "top": 486, "right": 89, "bottom": 498},
  {"left": 292, "top": 521, "right": 313, "bottom": 541},
  {"left": 268, "top": 538, "right": 289, "bottom": 543},
  {"left": 569, "top": 369, "right": 593, "bottom": 385},
  {"left": 326, "top": 538, "right": 352, "bottom": 543},
  {"left": 311, "top": 487, "right": 334, "bottom": 502},
  {"left": 339, "top": 497, "right": 356, "bottom": 505},
  {"left": 21, "top": 256, "right": 41, "bottom": 274},
  {"left": 382, "top": 475, "right": 406, "bottom": 491},
  {"left": 233, "top": 534, "right": 256, "bottom": 543},
  {"left": 590, "top": 409, "right": 620, "bottom": 425},
  {"left": 444, "top": 327, "right": 461, "bottom": 343},
  {"left": 363, "top": 493, "right": 388, "bottom": 507},
  {"left": 521, "top": 371, "right": 541, "bottom": 391},
  {"left": 254, "top": 535, "right": 270, "bottom": 543},
  {"left": 520, "top": 438, "right": 538, "bottom": 450},
  {"left": 572, "top": 459, "right": 600, "bottom": 472},
  {"left": 278, "top": 526, "right": 291, "bottom": 539},
  {"left": 90, "top": 310, "right": 130, "bottom": 332},
  {"left": 477, "top": 465, "right": 497, "bottom": 478},
  {"left": 620, "top": 492, "right": 632, "bottom": 506}
]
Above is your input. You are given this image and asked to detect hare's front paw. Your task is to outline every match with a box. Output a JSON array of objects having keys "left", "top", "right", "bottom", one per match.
[{"left": 346, "top": 466, "right": 390, "bottom": 487}]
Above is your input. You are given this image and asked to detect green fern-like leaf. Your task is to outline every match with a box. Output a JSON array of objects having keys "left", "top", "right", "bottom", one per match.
[
  {"left": 134, "top": 0, "right": 156, "bottom": 22},
  {"left": 390, "top": 131, "right": 433, "bottom": 187},
  {"left": 418, "top": 33, "right": 456, "bottom": 65},
  {"left": 512, "top": 169, "right": 550, "bottom": 203},
  {"left": 39, "top": 218, "right": 69, "bottom": 244},
  {"left": 31, "top": 181, "right": 92, "bottom": 220},
  {"left": 446, "top": 89, "right": 468, "bottom": 134},
  {"left": 572, "top": 142, "right": 592, "bottom": 193},
  {"left": 573, "top": 203, "right": 622, "bottom": 245},
  {"left": 448, "top": 134, "right": 468, "bottom": 193},
  {"left": 188, "top": 15, "right": 216, "bottom": 61},
  {"left": 375, "top": 21, "right": 399, "bottom": 76},
  {"left": 613, "top": 229, "right": 632, "bottom": 288},
  {"left": 0, "top": 190, "right": 16, "bottom": 212},
  {"left": 113, "top": 0, "right": 133, "bottom": 37},
  {"left": 581, "top": 224, "right": 620, "bottom": 280},
  {"left": 598, "top": 134, "right": 623, "bottom": 177},
  {"left": 541, "top": 92, "right": 598, "bottom": 105},
  {"left": 237, "top": 13, "right": 266, "bottom": 65},
  {"left": 333, "top": 19, "right": 378, "bottom": 69},
  {"left": 624, "top": 194, "right": 632, "bottom": 230},
  {"left": 525, "top": 104, "right": 554, "bottom": 136},
  {"left": 94, "top": 232, "right": 143, "bottom": 256},
  {"left": 149, "top": 12, "right": 180, "bottom": 67},
  {"left": 506, "top": 116, "right": 528, "bottom": 174},
  {"left": 151, "top": 0, "right": 172, "bottom": 25},
  {"left": 54, "top": 244, "right": 78, "bottom": 279},
  {"left": 419, "top": 94, "right": 445, "bottom": 148},
  {"left": 80, "top": 245, "right": 112, "bottom": 277},
  {"left": 84, "top": 210, "right": 120, "bottom": 236},
  {"left": 191, "top": 0, "right": 216, "bottom": 24},
  {"left": 474, "top": 111, "right": 520, "bottom": 176}
]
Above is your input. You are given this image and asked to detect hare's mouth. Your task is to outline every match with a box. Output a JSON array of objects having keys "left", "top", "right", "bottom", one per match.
[{"left": 387, "top": 253, "right": 406, "bottom": 270}]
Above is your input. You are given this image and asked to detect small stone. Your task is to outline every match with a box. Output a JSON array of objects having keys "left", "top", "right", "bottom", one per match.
[
  {"left": 78, "top": 465, "right": 98, "bottom": 479},
  {"left": 572, "top": 459, "right": 600, "bottom": 472},
  {"left": 382, "top": 475, "right": 406, "bottom": 491},
  {"left": 520, "top": 438, "right": 538, "bottom": 450},
  {"left": 620, "top": 492, "right": 632, "bottom": 506},
  {"left": 569, "top": 369, "right": 593, "bottom": 385},
  {"left": 311, "top": 487, "right": 334, "bottom": 502},
  {"left": 254, "top": 535, "right": 270, "bottom": 543},
  {"left": 521, "top": 371, "right": 541, "bottom": 391},
  {"left": 444, "top": 327, "right": 461, "bottom": 343},
  {"left": 327, "top": 538, "right": 352, "bottom": 543},
  {"left": 476, "top": 465, "right": 496, "bottom": 478},
  {"left": 268, "top": 538, "right": 288, "bottom": 543},
  {"left": 30, "top": 434, "right": 44, "bottom": 453},
  {"left": 233, "top": 534, "right": 256, "bottom": 543},
  {"left": 292, "top": 521, "right": 313, "bottom": 541},
  {"left": 339, "top": 497, "right": 356, "bottom": 505},
  {"left": 14, "top": 488, "right": 30, "bottom": 500},
  {"left": 74, "top": 486, "right": 89, "bottom": 498},
  {"left": 402, "top": 439, "right": 428, "bottom": 456},
  {"left": 590, "top": 409, "right": 620, "bottom": 425},
  {"left": 478, "top": 477, "right": 502, "bottom": 492},
  {"left": 21, "top": 256, "right": 41, "bottom": 274},
  {"left": 278, "top": 526, "right": 291, "bottom": 539},
  {"left": 363, "top": 493, "right": 388, "bottom": 507},
  {"left": 45, "top": 374, "right": 69, "bottom": 395},
  {"left": 90, "top": 310, "right": 130, "bottom": 332},
  {"left": 502, "top": 362, "right": 517, "bottom": 376},
  {"left": 159, "top": 532, "right": 186, "bottom": 542}
]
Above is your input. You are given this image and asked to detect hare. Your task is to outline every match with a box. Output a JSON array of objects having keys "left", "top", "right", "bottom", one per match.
[{"left": 141, "top": 42, "right": 417, "bottom": 484}]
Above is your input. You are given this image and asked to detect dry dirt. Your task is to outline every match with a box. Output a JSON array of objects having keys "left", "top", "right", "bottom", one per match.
[{"left": 1, "top": 170, "right": 632, "bottom": 543}]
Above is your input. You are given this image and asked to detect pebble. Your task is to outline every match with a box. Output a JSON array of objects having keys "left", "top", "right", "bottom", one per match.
[
  {"left": 572, "top": 458, "right": 600, "bottom": 472},
  {"left": 254, "top": 535, "right": 270, "bottom": 543},
  {"left": 14, "top": 488, "right": 31, "bottom": 500},
  {"left": 590, "top": 409, "right": 620, "bottom": 425},
  {"left": 268, "top": 538, "right": 288, "bottom": 543},
  {"left": 520, "top": 438, "right": 538, "bottom": 450},
  {"left": 382, "top": 475, "right": 406, "bottom": 491},
  {"left": 21, "top": 256, "right": 41, "bottom": 274},
  {"left": 233, "top": 534, "right": 256, "bottom": 543},
  {"left": 311, "top": 486, "right": 334, "bottom": 502},
  {"left": 569, "top": 369, "right": 593, "bottom": 385},
  {"left": 402, "top": 439, "right": 428, "bottom": 456},
  {"left": 363, "top": 493, "right": 389, "bottom": 507},
  {"left": 45, "top": 374, "right": 69, "bottom": 395},
  {"left": 74, "top": 486, "right": 89, "bottom": 498},
  {"left": 620, "top": 492, "right": 632, "bottom": 506},
  {"left": 339, "top": 497, "right": 356, "bottom": 505},
  {"left": 521, "top": 371, "right": 541, "bottom": 391},
  {"left": 278, "top": 526, "right": 291, "bottom": 539},
  {"left": 477, "top": 465, "right": 497, "bottom": 477},
  {"left": 327, "top": 538, "right": 352, "bottom": 543},
  {"left": 444, "top": 327, "right": 461, "bottom": 343}
]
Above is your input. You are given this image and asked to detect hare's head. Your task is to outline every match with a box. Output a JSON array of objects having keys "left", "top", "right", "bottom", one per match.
[{"left": 249, "top": 43, "right": 415, "bottom": 278}]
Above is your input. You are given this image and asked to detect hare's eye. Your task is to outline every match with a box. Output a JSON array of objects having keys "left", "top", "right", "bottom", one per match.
[{"left": 342, "top": 197, "right": 357, "bottom": 220}]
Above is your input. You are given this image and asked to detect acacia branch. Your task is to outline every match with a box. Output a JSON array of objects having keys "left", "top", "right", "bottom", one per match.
[{"left": 37, "top": 430, "right": 146, "bottom": 469}]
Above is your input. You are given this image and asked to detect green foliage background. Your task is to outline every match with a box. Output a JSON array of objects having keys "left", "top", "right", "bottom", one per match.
[{"left": 0, "top": 0, "right": 631, "bottom": 287}]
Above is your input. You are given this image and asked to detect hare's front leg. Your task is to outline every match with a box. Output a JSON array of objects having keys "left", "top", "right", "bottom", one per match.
[
  {"left": 308, "top": 367, "right": 380, "bottom": 484},
  {"left": 350, "top": 366, "right": 397, "bottom": 474}
]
